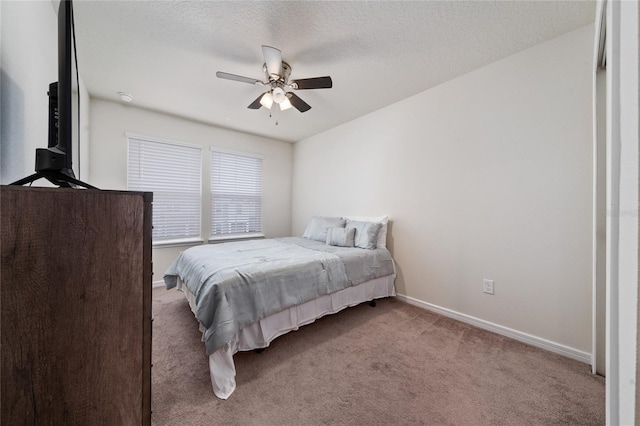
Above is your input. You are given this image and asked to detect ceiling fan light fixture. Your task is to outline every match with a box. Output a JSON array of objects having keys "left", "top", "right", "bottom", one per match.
[
  {"left": 279, "top": 97, "right": 293, "bottom": 111},
  {"left": 260, "top": 92, "right": 273, "bottom": 109},
  {"left": 272, "top": 87, "right": 286, "bottom": 104}
]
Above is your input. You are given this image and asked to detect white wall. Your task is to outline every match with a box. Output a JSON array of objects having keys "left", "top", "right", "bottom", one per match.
[
  {"left": 89, "top": 99, "right": 293, "bottom": 278},
  {"left": 1, "top": 0, "right": 91, "bottom": 185},
  {"left": 292, "top": 24, "right": 595, "bottom": 354},
  {"left": 1, "top": 1, "right": 57, "bottom": 183}
]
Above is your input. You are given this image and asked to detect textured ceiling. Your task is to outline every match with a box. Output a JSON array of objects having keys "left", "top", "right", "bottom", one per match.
[{"left": 73, "top": 1, "right": 595, "bottom": 143}]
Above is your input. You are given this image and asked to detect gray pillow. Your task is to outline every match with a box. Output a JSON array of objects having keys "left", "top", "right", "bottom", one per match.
[
  {"left": 345, "top": 220, "right": 383, "bottom": 250},
  {"left": 302, "top": 217, "right": 346, "bottom": 242},
  {"left": 326, "top": 227, "right": 356, "bottom": 247}
]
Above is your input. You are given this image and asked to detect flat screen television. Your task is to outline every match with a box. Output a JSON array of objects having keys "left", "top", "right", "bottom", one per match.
[{"left": 11, "top": 0, "right": 95, "bottom": 189}]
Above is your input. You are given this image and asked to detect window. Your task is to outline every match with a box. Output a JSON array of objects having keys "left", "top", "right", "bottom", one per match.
[
  {"left": 127, "top": 135, "right": 202, "bottom": 244},
  {"left": 210, "top": 149, "right": 262, "bottom": 238}
]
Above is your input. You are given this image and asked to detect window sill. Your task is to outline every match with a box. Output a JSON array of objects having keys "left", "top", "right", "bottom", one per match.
[
  {"left": 153, "top": 238, "right": 204, "bottom": 248},
  {"left": 208, "top": 233, "right": 265, "bottom": 244}
]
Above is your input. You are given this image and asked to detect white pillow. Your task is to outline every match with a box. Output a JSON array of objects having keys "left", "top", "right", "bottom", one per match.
[
  {"left": 343, "top": 215, "right": 388, "bottom": 249},
  {"left": 302, "top": 217, "right": 346, "bottom": 242}
]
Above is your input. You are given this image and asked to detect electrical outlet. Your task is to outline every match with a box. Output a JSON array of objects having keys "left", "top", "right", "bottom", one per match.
[{"left": 483, "top": 279, "right": 494, "bottom": 295}]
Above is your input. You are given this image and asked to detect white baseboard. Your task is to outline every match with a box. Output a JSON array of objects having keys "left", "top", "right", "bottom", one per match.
[
  {"left": 152, "top": 280, "right": 165, "bottom": 288},
  {"left": 394, "top": 293, "right": 592, "bottom": 365}
]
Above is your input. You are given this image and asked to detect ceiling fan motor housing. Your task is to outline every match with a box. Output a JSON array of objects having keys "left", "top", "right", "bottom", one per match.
[{"left": 264, "top": 61, "right": 291, "bottom": 84}]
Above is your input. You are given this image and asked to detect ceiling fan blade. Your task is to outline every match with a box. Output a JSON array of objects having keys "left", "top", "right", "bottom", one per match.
[
  {"left": 247, "top": 94, "right": 263, "bottom": 109},
  {"left": 262, "top": 45, "right": 282, "bottom": 78},
  {"left": 216, "top": 71, "right": 262, "bottom": 85},
  {"left": 287, "top": 93, "right": 311, "bottom": 113},
  {"left": 291, "top": 76, "right": 333, "bottom": 90}
]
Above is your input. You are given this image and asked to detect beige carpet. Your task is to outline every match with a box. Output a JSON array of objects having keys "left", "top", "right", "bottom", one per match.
[{"left": 151, "top": 288, "right": 604, "bottom": 425}]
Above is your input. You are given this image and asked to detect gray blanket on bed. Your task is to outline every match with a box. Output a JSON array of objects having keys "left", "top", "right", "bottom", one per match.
[{"left": 164, "top": 237, "right": 394, "bottom": 354}]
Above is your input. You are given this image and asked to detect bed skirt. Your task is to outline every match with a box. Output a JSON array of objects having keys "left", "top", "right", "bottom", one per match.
[{"left": 178, "top": 273, "right": 396, "bottom": 399}]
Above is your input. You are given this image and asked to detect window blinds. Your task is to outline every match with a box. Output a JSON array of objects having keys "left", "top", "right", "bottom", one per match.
[
  {"left": 128, "top": 137, "right": 201, "bottom": 242},
  {"left": 210, "top": 150, "right": 262, "bottom": 236}
]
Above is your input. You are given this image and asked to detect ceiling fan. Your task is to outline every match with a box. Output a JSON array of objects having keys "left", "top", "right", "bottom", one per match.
[{"left": 216, "top": 45, "right": 333, "bottom": 113}]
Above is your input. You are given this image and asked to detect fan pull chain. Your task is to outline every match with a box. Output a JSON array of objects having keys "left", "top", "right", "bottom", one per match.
[{"left": 269, "top": 109, "right": 279, "bottom": 126}]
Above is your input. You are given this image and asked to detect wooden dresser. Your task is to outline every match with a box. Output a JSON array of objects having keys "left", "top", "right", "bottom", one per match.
[{"left": 1, "top": 185, "right": 152, "bottom": 425}]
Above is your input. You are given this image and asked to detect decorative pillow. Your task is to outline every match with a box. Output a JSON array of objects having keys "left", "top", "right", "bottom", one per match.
[
  {"left": 345, "top": 220, "right": 383, "bottom": 250},
  {"left": 326, "top": 227, "right": 355, "bottom": 248},
  {"left": 302, "top": 217, "right": 346, "bottom": 242},
  {"left": 343, "top": 215, "right": 389, "bottom": 249}
]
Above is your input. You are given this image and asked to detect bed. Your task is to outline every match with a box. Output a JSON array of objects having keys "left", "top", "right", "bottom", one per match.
[{"left": 164, "top": 216, "right": 396, "bottom": 399}]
